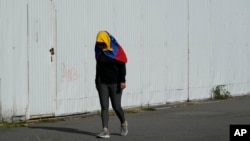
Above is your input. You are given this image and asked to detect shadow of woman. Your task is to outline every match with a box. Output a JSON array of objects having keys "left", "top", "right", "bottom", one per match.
[{"left": 29, "top": 126, "right": 97, "bottom": 137}]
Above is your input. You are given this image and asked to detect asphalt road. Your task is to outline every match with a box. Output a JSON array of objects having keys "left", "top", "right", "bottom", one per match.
[{"left": 0, "top": 95, "right": 250, "bottom": 141}]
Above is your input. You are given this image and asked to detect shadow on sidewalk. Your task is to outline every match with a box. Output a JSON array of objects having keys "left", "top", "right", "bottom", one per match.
[{"left": 29, "top": 126, "right": 97, "bottom": 137}]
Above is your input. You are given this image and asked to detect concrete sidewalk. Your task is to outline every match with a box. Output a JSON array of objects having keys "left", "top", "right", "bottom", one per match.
[{"left": 0, "top": 95, "right": 250, "bottom": 141}]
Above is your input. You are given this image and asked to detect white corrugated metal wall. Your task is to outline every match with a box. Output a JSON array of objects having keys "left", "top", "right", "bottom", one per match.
[
  {"left": 189, "top": 0, "right": 211, "bottom": 100},
  {"left": 0, "top": 0, "right": 250, "bottom": 121},
  {"left": 27, "top": 0, "right": 56, "bottom": 118},
  {"left": 210, "top": 0, "right": 250, "bottom": 95},
  {"left": 56, "top": 0, "right": 89, "bottom": 116},
  {"left": 0, "top": 0, "right": 29, "bottom": 120}
]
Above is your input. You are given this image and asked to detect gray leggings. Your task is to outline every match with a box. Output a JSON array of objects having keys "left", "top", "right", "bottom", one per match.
[{"left": 97, "top": 83, "right": 125, "bottom": 128}]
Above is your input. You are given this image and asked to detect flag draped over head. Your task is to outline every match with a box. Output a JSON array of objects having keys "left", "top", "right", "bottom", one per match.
[{"left": 95, "top": 31, "right": 127, "bottom": 63}]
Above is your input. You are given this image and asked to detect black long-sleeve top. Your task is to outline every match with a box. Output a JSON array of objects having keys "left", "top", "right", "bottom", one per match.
[{"left": 95, "top": 53, "right": 126, "bottom": 84}]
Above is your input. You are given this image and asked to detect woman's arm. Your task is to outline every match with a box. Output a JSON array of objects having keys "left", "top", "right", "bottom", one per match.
[{"left": 119, "top": 62, "right": 126, "bottom": 90}]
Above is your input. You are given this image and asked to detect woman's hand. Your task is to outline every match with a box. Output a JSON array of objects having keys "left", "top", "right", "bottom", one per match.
[{"left": 120, "top": 82, "right": 126, "bottom": 90}]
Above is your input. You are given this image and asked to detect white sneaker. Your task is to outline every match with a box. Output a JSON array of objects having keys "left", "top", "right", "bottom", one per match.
[
  {"left": 97, "top": 130, "right": 110, "bottom": 138},
  {"left": 121, "top": 121, "right": 128, "bottom": 136}
]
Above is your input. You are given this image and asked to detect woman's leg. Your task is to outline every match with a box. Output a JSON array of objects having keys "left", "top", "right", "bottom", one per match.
[
  {"left": 109, "top": 84, "right": 126, "bottom": 124},
  {"left": 97, "top": 83, "right": 110, "bottom": 129}
]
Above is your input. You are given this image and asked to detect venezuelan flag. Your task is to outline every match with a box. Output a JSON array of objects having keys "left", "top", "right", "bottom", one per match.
[{"left": 95, "top": 31, "right": 127, "bottom": 63}]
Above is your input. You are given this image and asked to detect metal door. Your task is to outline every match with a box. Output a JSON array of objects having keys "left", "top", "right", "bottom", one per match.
[{"left": 27, "top": 0, "right": 56, "bottom": 118}]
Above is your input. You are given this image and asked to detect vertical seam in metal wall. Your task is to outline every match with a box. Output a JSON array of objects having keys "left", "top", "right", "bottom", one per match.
[
  {"left": 0, "top": 0, "right": 1, "bottom": 118},
  {"left": 209, "top": 0, "right": 212, "bottom": 98},
  {"left": 26, "top": 3, "right": 30, "bottom": 120},
  {"left": 0, "top": 78, "right": 2, "bottom": 118},
  {"left": 54, "top": 1, "right": 59, "bottom": 116},
  {"left": 187, "top": 0, "right": 190, "bottom": 102},
  {"left": 164, "top": 1, "right": 168, "bottom": 103},
  {"left": 52, "top": 0, "right": 57, "bottom": 115},
  {"left": 12, "top": 0, "right": 17, "bottom": 119}
]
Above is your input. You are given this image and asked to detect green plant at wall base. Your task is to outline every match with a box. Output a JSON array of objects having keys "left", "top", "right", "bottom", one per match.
[
  {"left": 0, "top": 121, "right": 28, "bottom": 128},
  {"left": 212, "top": 85, "right": 231, "bottom": 100}
]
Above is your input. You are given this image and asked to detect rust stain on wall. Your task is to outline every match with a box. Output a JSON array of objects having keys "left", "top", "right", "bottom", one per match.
[{"left": 61, "top": 63, "right": 79, "bottom": 82}]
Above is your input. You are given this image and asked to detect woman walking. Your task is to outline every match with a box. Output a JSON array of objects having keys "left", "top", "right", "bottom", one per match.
[{"left": 95, "top": 31, "right": 128, "bottom": 138}]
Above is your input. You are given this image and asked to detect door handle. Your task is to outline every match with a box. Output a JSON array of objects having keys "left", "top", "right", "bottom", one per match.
[
  {"left": 49, "top": 48, "right": 55, "bottom": 62},
  {"left": 49, "top": 48, "right": 55, "bottom": 55}
]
